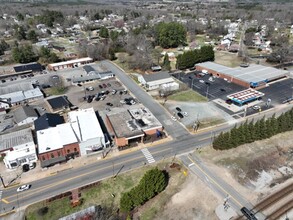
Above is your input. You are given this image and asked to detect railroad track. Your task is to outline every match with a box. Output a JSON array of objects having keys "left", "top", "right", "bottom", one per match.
[{"left": 235, "top": 182, "right": 293, "bottom": 220}]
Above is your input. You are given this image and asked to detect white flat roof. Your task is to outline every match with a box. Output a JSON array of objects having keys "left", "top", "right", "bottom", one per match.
[
  {"left": 23, "top": 88, "right": 43, "bottom": 99},
  {"left": 48, "top": 57, "right": 93, "bottom": 68},
  {"left": 37, "top": 123, "right": 78, "bottom": 154},
  {"left": 68, "top": 108, "right": 104, "bottom": 141}
]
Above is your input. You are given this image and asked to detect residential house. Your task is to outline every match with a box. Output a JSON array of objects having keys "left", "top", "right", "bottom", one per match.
[
  {"left": 1, "top": 128, "right": 37, "bottom": 169},
  {"left": 12, "top": 105, "right": 38, "bottom": 126}
]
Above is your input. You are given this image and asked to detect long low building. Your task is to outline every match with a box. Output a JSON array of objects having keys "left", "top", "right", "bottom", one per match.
[
  {"left": 195, "top": 61, "right": 288, "bottom": 88},
  {"left": 48, "top": 57, "right": 93, "bottom": 71}
]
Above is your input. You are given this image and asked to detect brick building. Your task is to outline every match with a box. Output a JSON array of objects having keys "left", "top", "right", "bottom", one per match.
[{"left": 105, "top": 106, "right": 162, "bottom": 147}]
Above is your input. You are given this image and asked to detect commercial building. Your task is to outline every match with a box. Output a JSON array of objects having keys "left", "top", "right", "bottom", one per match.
[
  {"left": 0, "top": 87, "right": 44, "bottom": 107},
  {"left": 105, "top": 106, "right": 162, "bottom": 147},
  {"left": 47, "top": 57, "right": 93, "bottom": 71},
  {"left": 46, "top": 96, "right": 71, "bottom": 113},
  {"left": 34, "top": 113, "right": 65, "bottom": 131},
  {"left": 72, "top": 71, "right": 115, "bottom": 84},
  {"left": 138, "top": 72, "right": 179, "bottom": 91},
  {"left": 12, "top": 105, "right": 38, "bottom": 126},
  {"left": 195, "top": 62, "right": 288, "bottom": 88},
  {"left": 13, "top": 62, "right": 43, "bottom": 74},
  {"left": 68, "top": 108, "right": 108, "bottom": 155},
  {"left": 0, "top": 128, "right": 37, "bottom": 169},
  {"left": 37, "top": 123, "right": 80, "bottom": 168},
  {"left": 227, "top": 88, "right": 265, "bottom": 106}
]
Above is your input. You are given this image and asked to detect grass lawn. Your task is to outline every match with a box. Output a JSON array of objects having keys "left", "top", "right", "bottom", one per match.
[
  {"left": 215, "top": 51, "right": 243, "bottom": 68},
  {"left": 168, "top": 89, "right": 208, "bottom": 102},
  {"left": 45, "top": 86, "right": 68, "bottom": 96},
  {"left": 25, "top": 160, "right": 186, "bottom": 220}
]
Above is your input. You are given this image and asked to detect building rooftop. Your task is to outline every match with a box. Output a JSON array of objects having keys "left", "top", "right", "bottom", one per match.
[
  {"left": 48, "top": 57, "right": 93, "bottom": 68},
  {"left": 0, "top": 128, "right": 34, "bottom": 152},
  {"left": 83, "top": 65, "right": 95, "bottom": 74},
  {"left": 142, "top": 71, "right": 172, "bottom": 82},
  {"left": 47, "top": 96, "right": 70, "bottom": 111},
  {"left": 0, "top": 88, "right": 43, "bottom": 104},
  {"left": 196, "top": 62, "right": 288, "bottom": 84},
  {"left": 13, "top": 62, "right": 43, "bottom": 73},
  {"left": 37, "top": 123, "right": 78, "bottom": 154},
  {"left": 68, "top": 108, "right": 104, "bottom": 141},
  {"left": 13, "top": 106, "right": 38, "bottom": 124},
  {"left": 107, "top": 105, "right": 162, "bottom": 138},
  {"left": 34, "top": 113, "right": 65, "bottom": 131}
]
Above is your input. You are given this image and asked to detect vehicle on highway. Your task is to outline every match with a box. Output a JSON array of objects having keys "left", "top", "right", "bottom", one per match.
[
  {"left": 177, "top": 112, "right": 184, "bottom": 119},
  {"left": 17, "top": 184, "right": 31, "bottom": 192},
  {"left": 252, "top": 105, "right": 260, "bottom": 110},
  {"left": 176, "top": 107, "right": 182, "bottom": 112}
]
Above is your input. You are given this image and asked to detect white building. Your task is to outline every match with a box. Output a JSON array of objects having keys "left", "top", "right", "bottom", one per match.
[
  {"left": 68, "top": 108, "right": 108, "bottom": 155},
  {"left": 0, "top": 128, "right": 37, "bottom": 169},
  {"left": 138, "top": 72, "right": 179, "bottom": 91}
]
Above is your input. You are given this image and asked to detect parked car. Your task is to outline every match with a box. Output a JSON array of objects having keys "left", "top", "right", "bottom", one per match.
[
  {"left": 182, "top": 112, "right": 188, "bottom": 117},
  {"left": 106, "top": 102, "right": 113, "bottom": 106},
  {"left": 171, "top": 116, "right": 177, "bottom": 121},
  {"left": 199, "top": 80, "right": 205, "bottom": 84},
  {"left": 252, "top": 105, "right": 260, "bottom": 110},
  {"left": 177, "top": 112, "right": 184, "bottom": 119},
  {"left": 119, "top": 91, "right": 124, "bottom": 95},
  {"left": 51, "top": 75, "right": 59, "bottom": 79},
  {"left": 1, "top": 79, "right": 6, "bottom": 83},
  {"left": 220, "top": 88, "right": 226, "bottom": 92},
  {"left": 112, "top": 89, "right": 117, "bottom": 95},
  {"left": 102, "top": 83, "right": 107, "bottom": 88},
  {"left": 99, "top": 85, "right": 103, "bottom": 89},
  {"left": 105, "top": 90, "right": 110, "bottom": 95},
  {"left": 176, "top": 107, "right": 182, "bottom": 112},
  {"left": 17, "top": 184, "right": 31, "bottom": 192},
  {"left": 86, "top": 86, "right": 94, "bottom": 91},
  {"left": 107, "top": 83, "right": 111, "bottom": 87},
  {"left": 77, "top": 83, "right": 82, "bottom": 87}
]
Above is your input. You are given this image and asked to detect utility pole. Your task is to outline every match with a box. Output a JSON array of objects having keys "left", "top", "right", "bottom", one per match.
[{"left": 0, "top": 175, "right": 6, "bottom": 188}]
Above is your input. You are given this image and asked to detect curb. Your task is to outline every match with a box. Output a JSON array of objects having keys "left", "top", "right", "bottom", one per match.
[
  {"left": 0, "top": 210, "right": 16, "bottom": 218},
  {"left": 3, "top": 182, "right": 20, "bottom": 189}
]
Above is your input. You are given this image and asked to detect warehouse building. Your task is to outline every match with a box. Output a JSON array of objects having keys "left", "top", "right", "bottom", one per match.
[
  {"left": 195, "top": 62, "right": 288, "bottom": 88},
  {"left": 48, "top": 57, "right": 93, "bottom": 71}
]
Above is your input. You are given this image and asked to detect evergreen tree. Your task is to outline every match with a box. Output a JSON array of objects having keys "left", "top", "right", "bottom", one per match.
[
  {"left": 27, "top": 30, "right": 38, "bottom": 43},
  {"left": 99, "top": 26, "right": 109, "bottom": 38},
  {"left": 162, "top": 54, "right": 171, "bottom": 71}
]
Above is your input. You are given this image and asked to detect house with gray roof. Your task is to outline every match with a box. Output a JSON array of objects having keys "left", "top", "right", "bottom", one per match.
[
  {"left": 138, "top": 71, "right": 179, "bottom": 91},
  {"left": 12, "top": 106, "right": 38, "bottom": 126}
]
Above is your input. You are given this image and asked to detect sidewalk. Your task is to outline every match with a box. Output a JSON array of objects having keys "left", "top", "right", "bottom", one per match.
[{"left": 0, "top": 136, "right": 172, "bottom": 188}]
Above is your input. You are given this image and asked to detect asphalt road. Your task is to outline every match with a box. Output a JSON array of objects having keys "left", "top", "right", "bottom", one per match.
[{"left": 101, "top": 61, "right": 190, "bottom": 140}]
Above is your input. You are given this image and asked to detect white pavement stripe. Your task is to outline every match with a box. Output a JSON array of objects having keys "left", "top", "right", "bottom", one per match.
[
  {"left": 141, "top": 148, "right": 156, "bottom": 163},
  {"left": 0, "top": 190, "right": 2, "bottom": 199}
]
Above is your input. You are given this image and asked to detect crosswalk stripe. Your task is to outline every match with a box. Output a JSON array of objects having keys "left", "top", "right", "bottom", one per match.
[{"left": 141, "top": 148, "right": 155, "bottom": 163}]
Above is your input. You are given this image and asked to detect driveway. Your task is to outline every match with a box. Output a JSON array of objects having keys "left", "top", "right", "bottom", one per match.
[{"left": 100, "top": 61, "right": 190, "bottom": 139}]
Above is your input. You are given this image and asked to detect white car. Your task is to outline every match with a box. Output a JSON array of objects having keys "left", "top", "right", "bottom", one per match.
[
  {"left": 182, "top": 112, "right": 188, "bottom": 117},
  {"left": 171, "top": 116, "right": 177, "bottom": 121},
  {"left": 199, "top": 80, "right": 205, "bottom": 83},
  {"left": 86, "top": 86, "right": 94, "bottom": 91},
  {"left": 252, "top": 105, "right": 260, "bottom": 110},
  {"left": 17, "top": 184, "right": 31, "bottom": 192}
]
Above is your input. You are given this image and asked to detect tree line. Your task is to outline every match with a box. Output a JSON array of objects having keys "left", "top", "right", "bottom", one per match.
[
  {"left": 213, "top": 109, "right": 293, "bottom": 150},
  {"left": 176, "top": 45, "right": 215, "bottom": 70},
  {"left": 120, "top": 168, "right": 168, "bottom": 212}
]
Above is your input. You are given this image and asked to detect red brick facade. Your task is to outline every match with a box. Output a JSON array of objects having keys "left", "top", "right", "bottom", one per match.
[{"left": 39, "top": 142, "right": 80, "bottom": 162}]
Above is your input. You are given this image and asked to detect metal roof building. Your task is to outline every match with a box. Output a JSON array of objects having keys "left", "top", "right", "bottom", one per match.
[{"left": 195, "top": 62, "right": 288, "bottom": 88}]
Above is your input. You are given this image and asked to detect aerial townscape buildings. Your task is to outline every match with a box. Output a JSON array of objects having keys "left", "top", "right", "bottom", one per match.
[{"left": 0, "top": 0, "right": 293, "bottom": 219}]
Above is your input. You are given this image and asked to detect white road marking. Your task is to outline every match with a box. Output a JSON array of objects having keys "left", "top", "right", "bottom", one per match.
[{"left": 141, "top": 148, "right": 156, "bottom": 163}]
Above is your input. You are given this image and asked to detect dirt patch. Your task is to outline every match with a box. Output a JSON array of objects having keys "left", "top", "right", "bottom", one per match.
[{"left": 155, "top": 174, "right": 218, "bottom": 220}]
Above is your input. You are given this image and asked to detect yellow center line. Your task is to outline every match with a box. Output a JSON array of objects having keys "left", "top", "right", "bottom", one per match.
[
  {"left": 4, "top": 147, "right": 171, "bottom": 203},
  {"left": 187, "top": 155, "right": 243, "bottom": 207},
  {"left": 1, "top": 199, "right": 9, "bottom": 204}
]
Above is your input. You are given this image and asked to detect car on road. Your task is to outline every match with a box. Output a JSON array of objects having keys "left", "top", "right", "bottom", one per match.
[
  {"left": 177, "top": 112, "right": 184, "bottom": 119},
  {"left": 106, "top": 102, "right": 113, "bottom": 106},
  {"left": 252, "top": 105, "right": 260, "bottom": 110},
  {"left": 17, "top": 184, "right": 31, "bottom": 192},
  {"left": 176, "top": 107, "right": 182, "bottom": 112}
]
